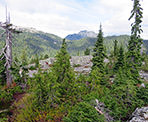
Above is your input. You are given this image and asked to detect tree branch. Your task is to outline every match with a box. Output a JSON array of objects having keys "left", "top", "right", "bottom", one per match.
[
  {"left": 95, "top": 107, "right": 103, "bottom": 115},
  {"left": 0, "top": 32, "right": 6, "bottom": 39}
]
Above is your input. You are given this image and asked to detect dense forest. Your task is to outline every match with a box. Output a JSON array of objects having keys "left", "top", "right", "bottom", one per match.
[{"left": 0, "top": 0, "right": 148, "bottom": 122}]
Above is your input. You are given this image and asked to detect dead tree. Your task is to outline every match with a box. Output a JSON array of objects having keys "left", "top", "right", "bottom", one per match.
[{"left": 0, "top": 11, "right": 21, "bottom": 86}]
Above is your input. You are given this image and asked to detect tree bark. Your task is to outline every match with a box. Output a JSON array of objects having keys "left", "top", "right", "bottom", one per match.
[{"left": 6, "top": 28, "right": 13, "bottom": 86}]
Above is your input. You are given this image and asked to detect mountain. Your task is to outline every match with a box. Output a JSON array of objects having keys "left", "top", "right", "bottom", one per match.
[
  {"left": 67, "top": 35, "right": 130, "bottom": 55},
  {"left": 0, "top": 26, "right": 63, "bottom": 58},
  {"left": 78, "top": 30, "right": 97, "bottom": 38},
  {"left": 0, "top": 27, "right": 148, "bottom": 59},
  {"left": 65, "top": 30, "right": 97, "bottom": 40}
]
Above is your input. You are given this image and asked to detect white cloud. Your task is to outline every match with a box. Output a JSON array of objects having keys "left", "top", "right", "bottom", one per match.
[{"left": 0, "top": 0, "right": 148, "bottom": 38}]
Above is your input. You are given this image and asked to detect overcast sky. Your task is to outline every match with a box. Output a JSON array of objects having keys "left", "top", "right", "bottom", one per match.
[{"left": 0, "top": 0, "right": 148, "bottom": 39}]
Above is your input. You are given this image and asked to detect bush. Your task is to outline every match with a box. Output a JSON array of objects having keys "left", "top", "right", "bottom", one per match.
[
  {"left": 12, "top": 94, "right": 39, "bottom": 122},
  {"left": 136, "top": 83, "right": 148, "bottom": 105},
  {"left": 98, "top": 69, "right": 144, "bottom": 121},
  {"left": 0, "top": 85, "right": 22, "bottom": 108},
  {"left": 63, "top": 102, "right": 105, "bottom": 122}
]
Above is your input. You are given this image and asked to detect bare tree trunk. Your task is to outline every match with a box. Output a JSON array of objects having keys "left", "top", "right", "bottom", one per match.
[
  {"left": 0, "top": 9, "right": 21, "bottom": 86},
  {"left": 6, "top": 28, "right": 12, "bottom": 86}
]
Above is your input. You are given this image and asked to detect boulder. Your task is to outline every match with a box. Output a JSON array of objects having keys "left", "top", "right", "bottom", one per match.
[{"left": 129, "top": 107, "right": 148, "bottom": 122}]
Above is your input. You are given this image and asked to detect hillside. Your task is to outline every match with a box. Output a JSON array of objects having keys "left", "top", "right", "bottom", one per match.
[
  {"left": 0, "top": 27, "right": 63, "bottom": 58},
  {"left": 67, "top": 35, "right": 130, "bottom": 55},
  {"left": 0, "top": 28, "right": 148, "bottom": 58}
]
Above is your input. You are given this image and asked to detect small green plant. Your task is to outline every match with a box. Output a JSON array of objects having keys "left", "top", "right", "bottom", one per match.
[
  {"left": 63, "top": 102, "right": 105, "bottom": 122},
  {"left": 73, "top": 64, "right": 81, "bottom": 67},
  {"left": 84, "top": 48, "right": 90, "bottom": 55}
]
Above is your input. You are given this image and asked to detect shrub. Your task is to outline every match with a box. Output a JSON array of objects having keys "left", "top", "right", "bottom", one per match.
[
  {"left": 63, "top": 102, "right": 105, "bottom": 122},
  {"left": 12, "top": 94, "right": 39, "bottom": 122}
]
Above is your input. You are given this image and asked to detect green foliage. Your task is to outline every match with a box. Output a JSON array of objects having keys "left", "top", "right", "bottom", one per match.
[
  {"left": 0, "top": 118, "right": 8, "bottom": 122},
  {"left": 52, "top": 39, "right": 76, "bottom": 103},
  {"left": 34, "top": 54, "right": 40, "bottom": 68},
  {"left": 0, "top": 54, "right": 6, "bottom": 85},
  {"left": 0, "top": 87, "right": 13, "bottom": 106},
  {"left": 21, "top": 49, "right": 28, "bottom": 66},
  {"left": 28, "top": 68, "right": 59, "bottom": 111},
  {"left": 11, "top": 56, "right": 29, "bottom": 84},
  {"left": 92, "top": 24, "right": 106, "bottom": 74},
  {"left": 0, "top": 1, "right": 147, "bottom": 121},
  {"left": 89, "top": 67, "right": 105, "bottom": 89},
  {"left": 136, "top": 83, "right": 148, "bottom": 105},
  {"left": 0, "top": 85, "right": 22, "bottom": 110},
  {"left": 127, "top": 0, "right": 143, "bottom": 80},
  {"left": 67, "top": 35, "right": 130, "bottom": 56},
  {"left": 114, "top": 46, "right": 125, "bottom": 72},
  {"left": 63, "top": 102, "right": 105, "bottom": 122},
  {"left": 13, "top": 94, "right": 39, "bottom": 122},
  {"left": 44, "top": 54, "right": 49, "bottom": 59},
  {"left": 99, "top": 69, "right": 144, "bottom": 121},
  {"left": 141, "top": 55, "right": 148, "bottom": 72},
  {"left": 73, "top": 64, "right": 81, "bottom": 67},
  {"left": 114, "top": 40, "right": 118, "bottom": 56},
  {"left": 84, "top": 48, "right": 90, "bottom": 55},
  {"left": 0, "top": 27, "right": 135, "bottom": 58}
]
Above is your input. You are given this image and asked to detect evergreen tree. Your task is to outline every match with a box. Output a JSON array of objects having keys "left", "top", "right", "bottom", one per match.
[
  {"left": 84, "top": 48, "right": 90, "bottom": 55},
  {"left": 21, "top": 49, "right": 28, "bottom": 66},
  {"left": 110, "top": 68, "right": 143, "bottom": 121},
  {"left": 114, "top": 45, "right": 125, "bottom": 72},
  {"left": 0, "top": 53, "right": 6, "bottom": 85},
  {"left": 52, "top": 39, "right": 76, "bottom": 100},
  {"left": 34, "top": 54, "right": 40, "bottom": 68},
  {"left": 114, "top": 40, "right": 118, "bottom": 57},
  {"left": 11, "top": 56, "right": 29, "bottom": 84},
  {"left": 44, "top": 54, "right": 49, "bottom": 59},
  {"left": 92, "top": 24, "right": 106, "bottom": 73},
  {"left": 127, "top": 0, "right": 143, "bottom": 79}
]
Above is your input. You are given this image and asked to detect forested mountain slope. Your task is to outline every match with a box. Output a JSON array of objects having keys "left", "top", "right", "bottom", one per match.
[{"left": 0, "top": 27, "right": 148, "bottom": 58}]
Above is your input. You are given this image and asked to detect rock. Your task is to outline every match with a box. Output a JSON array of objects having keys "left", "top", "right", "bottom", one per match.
[
  {"left": 140, "top": 71, "right": 148, "bottom": 81},
  {"left": 141, "top": 83, "right": 146, "bottom": 88},
  {"left": 130, "top": 107, "right": 148, "bottom": 122},
  {"left": 70, "top": 56, "right": 93, "bottom": 66},
  {"left": 28, "top": 70, "right": 38, "bottom": 77},
  {"left": 144, "top": 113, "right": 148, "bottom": 120},
  {"left": 27, "top": 56, "right": 148, "bottom": 79}
]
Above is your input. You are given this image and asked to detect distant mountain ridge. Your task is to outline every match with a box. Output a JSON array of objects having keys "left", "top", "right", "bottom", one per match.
[
  {"left": 65, "top": 30, "right": 97, "bottom": 40},
  {"left": 0, "top": 27, "right": 148, "bottom": 58},
  {"left": 0, "top": 26, "right": 63, "bottom": 58}
]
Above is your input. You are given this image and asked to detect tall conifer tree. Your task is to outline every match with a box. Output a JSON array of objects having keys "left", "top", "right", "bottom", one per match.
[
  {"left": 92, "top": 24, "right": 106, "bottom": 73},
  {"left": 114, "top": 45, "right": 125, "bottom": 72},
  {"left": 127, "top": 0, "right": 143, "bottom": 79},
  {"left": 114, "top": 40, "right": 118, "bottom": 57},
  {"left": 52, "top": 39, "right": 75, "bottom": 99}
]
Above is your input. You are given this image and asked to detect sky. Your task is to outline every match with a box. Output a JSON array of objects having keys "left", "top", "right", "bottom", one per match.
[{"left": 0, "top": 0, "right": 148, "bottom": 39}]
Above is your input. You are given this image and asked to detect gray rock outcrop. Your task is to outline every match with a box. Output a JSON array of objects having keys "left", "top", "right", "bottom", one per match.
[
  {"left": 140, "top": 71, "right": 148, "bottom": 81},
  {"left": 129, "top": 107, "right": 148, "bottom": 122},
  {"left": 28, "top": 56, "right": 148, "bottom": 81}
]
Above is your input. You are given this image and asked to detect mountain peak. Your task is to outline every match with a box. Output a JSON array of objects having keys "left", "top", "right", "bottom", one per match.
[
  {"left": 78, "top": 30, "right": 97, "bottom": 38},
  {"left": 65, "top": 30, "right": 97, "bottom": 40}
]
